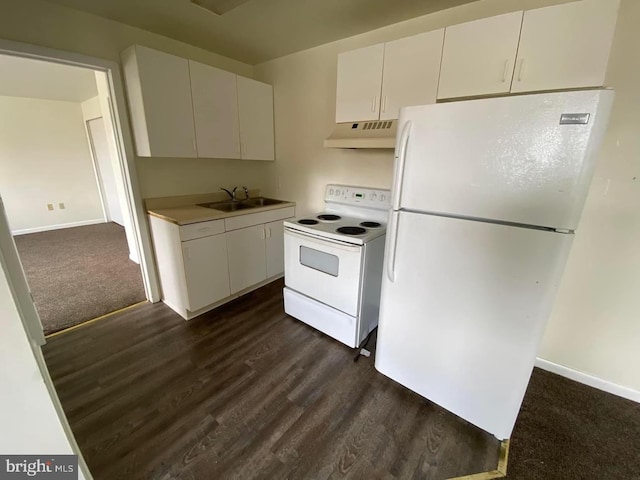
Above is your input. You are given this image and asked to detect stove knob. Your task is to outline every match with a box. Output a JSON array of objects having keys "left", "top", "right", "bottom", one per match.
[
  {"left": 336, "top": 189, "right": 341, "bottom": 196},
  {"left": 370, "top": 192, "right": 377, "bottom": 201},
  {"left": 379, "top": 194, "right": 386, "bottom": 202},
  {"left": 329, "top": 188, "right": 335, "bottom": 195}
]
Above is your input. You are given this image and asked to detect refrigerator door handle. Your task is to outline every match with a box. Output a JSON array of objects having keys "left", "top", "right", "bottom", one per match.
[
  {"left": 391, "top": 121, "right": 412, "bottom": 210},
  {"left": 386, "top": 211, "right": 399, "bottom": 283}
]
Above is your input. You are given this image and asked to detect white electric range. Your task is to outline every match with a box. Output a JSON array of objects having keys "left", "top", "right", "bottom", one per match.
[{"left": 283, "top": 184, "right": 390, "bottom": 348}]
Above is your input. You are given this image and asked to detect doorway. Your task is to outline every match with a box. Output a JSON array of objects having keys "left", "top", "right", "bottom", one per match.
[
  {"left": 0, "top": 39, "right": 160, "bottom": 340},
  {"left": 87, "top": 116, "right": 125, "bottom": 226},
  {"left": 0, "top": 54, "right": 147, "bottom": 334}
]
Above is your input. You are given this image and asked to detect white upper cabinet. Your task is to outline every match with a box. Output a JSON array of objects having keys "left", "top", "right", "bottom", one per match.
[
  {"left": 121, "top": 45, "right": 197, "bottom": 158},
  {"left": 380, "top": 30, "right": 445, "bottom": 120},
  {"left": 437, "top": 11, "right": 523, "bottom": 99},
  {"left": 189, "top": 60, "right": 241, "bottom": 159},
  {"left": 122, "top": 45, "right": 275, "bottom": 160},
  {"left": 237, "top": 76, "right": 275, "bottom": 161},
  {"left": 511, "top": 0, "right": 619, "bottom": 93},
  {"left": 336, "top": 44, "right": 385, "bottom": 123}
]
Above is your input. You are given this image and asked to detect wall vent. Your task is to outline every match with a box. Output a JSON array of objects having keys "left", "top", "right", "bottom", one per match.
[
  {"left": 363, "top": 121, "right": 392, "bottom": 130},
  {"left": 324, "top": 119, "right": 397, "bottom": 149}
]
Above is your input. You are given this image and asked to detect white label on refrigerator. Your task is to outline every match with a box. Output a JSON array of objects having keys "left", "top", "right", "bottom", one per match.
[{"left": 560, "top": 113, "right": 590, "bottom": 125}]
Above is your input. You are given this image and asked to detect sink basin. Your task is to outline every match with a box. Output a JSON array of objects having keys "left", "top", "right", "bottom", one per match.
[
  {"left": 197, "top": 197, "right": 287, "bottom": 212},
  {"left": 241, "top": 197, "right": 287, "bottom": 207},
  {"left": 197, "top": 201, "right": 255, "bottom": 212}
]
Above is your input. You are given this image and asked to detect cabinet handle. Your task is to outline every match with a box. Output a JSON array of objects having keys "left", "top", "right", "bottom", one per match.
[
  {"left": 517, "top": 58, "right": 525, "bottom": 82},
  {"left": 259, "top": 228, "right": 266, "bottom": 239},
  {"left": 266, "top": 227, "right": 272, "bottom": 238},
  {"left": 192, "top": 138, "right": 197, "bottom": 152},
  {"left": 382, "top": 96, "right": 387, "bottom": 113},
  {"left": 501, "top": 59, "right": 510, "bottom": 83},
  {"left": 184, "top": 246, "right": 191, "bottom": 260},
  {"left": 371, "top": 96, "right": 377, "bottom": 112}
]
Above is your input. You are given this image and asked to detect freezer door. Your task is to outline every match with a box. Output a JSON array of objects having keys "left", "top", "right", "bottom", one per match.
[
  {"left": 376, "top": 211, "right": 573, "bottom": 440},
  {"left": 392, "top": 90, "right": 614, "bottom": 230}
]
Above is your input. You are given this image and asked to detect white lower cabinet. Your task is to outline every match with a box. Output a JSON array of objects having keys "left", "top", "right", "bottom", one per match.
[
  {"left": 226, "top": 225, "right": 267, "bottom": 294},
  {"left": 148, "top": 216, "right": 229, "bottom": 317},
  {"left": 265, "top": 220, "right": 285, "bottom": 278},
  {"left": 149, "top": 205, "right": 294, "bottom": 319},
  {"left": 226, "top": 217, "right": 290, "bottom": 294},
  {"left": 182, "top": 234, "right": 230, "bottom": 311}
]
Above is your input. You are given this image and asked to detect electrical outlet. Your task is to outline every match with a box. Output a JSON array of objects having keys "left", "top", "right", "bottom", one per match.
[
  {"left": 47, "top": 204, "right": 54, "bottom": 211},
  {"left": 59, "top": 202, "right": 65, "bottom": 209}
]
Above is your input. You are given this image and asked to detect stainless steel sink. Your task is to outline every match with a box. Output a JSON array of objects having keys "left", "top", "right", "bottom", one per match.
[
  {"left": 197, "top": 201, "right": 255, "bottom": 212},
  {"left": 197, "top": 197, "right": 287, "bottom": 212},
  {"left": 241, "top": 197, "right": 287, "bottom": 207}
]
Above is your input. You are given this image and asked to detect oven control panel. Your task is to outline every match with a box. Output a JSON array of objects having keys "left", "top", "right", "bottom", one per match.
[{"left": 325, "top": 184, "right": 391, "bottom": 209}]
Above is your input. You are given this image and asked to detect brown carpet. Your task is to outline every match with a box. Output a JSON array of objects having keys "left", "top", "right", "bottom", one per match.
[
  {"left": 511, "top": 368, "right": 640, "bottom": 479},
  {"left": 14, "top": 222, "right": 145, "bottom": 334}
]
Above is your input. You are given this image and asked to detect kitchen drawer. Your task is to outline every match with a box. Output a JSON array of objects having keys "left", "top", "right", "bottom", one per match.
[
  {"left": 224, "top": 206, "right": 295, "bottom": 232},
  {"left": 179, "top": 219, "right": 225, "bottom": 241}
]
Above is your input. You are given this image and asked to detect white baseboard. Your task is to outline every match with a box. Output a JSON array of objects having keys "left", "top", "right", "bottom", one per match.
[
  {"left": 128, "top": 253, "right": 140, "bottom": 264},
  {"left": 535, "top": 357, "right": 640, "bottom": 403},
  {"left": 12, "top": 219, "right": 106, "bottom": 236}
]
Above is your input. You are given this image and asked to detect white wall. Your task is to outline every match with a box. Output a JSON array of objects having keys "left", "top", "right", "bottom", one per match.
[
  {"left": 0, "top": 96, "right": 104, "bottom": 234},
  {"left": 81, "top": 96, "right": 115, "bottom": 223},
  {"left": 0, "top": 0, "right": 275, "bottom": 200},
  {"left": 538, "top": 0, "right": 640, "bottom": 395},
  {"left": 0, "top": 251, "right": 87, "bottom": 479},
  {"left": 93, "top": 73, "right": 140, "bottom": 263},
  {"left": 81, "top": 95, "right": 101, "bottom": 120},
  {"left": 255, "top": 0, "right": 640, "bottom": 396}
]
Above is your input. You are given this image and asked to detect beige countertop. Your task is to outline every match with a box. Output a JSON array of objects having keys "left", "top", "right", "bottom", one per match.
[{"left": 145, "top": 190, "right": 295, "bottom": 226}]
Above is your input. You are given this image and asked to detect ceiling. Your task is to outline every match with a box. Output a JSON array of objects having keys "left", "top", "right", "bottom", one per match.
[
  {"left": 0, "top": 55, "right": 98, "bottom": 102},
  {"left": 43, "top": 0, "right": 478, "bottom": 65}
]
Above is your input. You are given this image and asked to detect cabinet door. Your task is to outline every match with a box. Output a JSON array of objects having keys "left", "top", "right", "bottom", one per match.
[
  {"left": 335, "top": 44, "right": 385, "bottom": 123},
  {"left": 237, "top": 76, "right": 275, "bottom": 161},
  {"left": 437, "top": 11, "right": 523, "bottom": 99},
  {"left": 380, "top": 30, "right": 445, "bottom": 120},
  {"left": 122, "top": 45, "right": 197, "bottom": 158},
  {"left": 511, "top": 0, "right": 619, "bottom": 93},
  {"left": 182, "top": 234, "right": 230, "bottom": 311},
  {"left": 189, "top": 60, "right": 241, "bottom": 159},
  {"left": 226, "top": 225, "right": 267, "bottom": 294},
  {"left": 265, "top": 219, "right": 287, "bottom": 278}
]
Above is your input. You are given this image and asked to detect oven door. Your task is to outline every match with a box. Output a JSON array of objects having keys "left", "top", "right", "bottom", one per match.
[{"left": 284, "top": 228, "right": 363, "bottom": 317}]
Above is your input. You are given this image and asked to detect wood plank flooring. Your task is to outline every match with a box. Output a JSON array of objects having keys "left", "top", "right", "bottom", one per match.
[{"left": 43, "top": 279, "right": 501, "bottom": 479}]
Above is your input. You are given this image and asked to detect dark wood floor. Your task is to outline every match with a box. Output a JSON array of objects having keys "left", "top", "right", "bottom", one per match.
[{"left": 43, "top": 279, "right": 501, "bottom": 480}]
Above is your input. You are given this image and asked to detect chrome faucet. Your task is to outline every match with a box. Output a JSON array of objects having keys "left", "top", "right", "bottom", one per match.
[
  {"left": 242, "top": 186, "right": 249, "bottom": 200},
  {"left": 221, "top": 187, "right": 238, "bottom": 201}
]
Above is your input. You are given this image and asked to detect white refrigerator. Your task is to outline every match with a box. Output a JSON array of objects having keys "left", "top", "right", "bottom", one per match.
[{"left": 375, "top": 90, "right": 614, "bottom": 440}]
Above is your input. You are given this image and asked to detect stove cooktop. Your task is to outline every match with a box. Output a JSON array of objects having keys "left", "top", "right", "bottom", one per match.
[{"left": 285, "top": 212, "right": 387, "bottom": 245}]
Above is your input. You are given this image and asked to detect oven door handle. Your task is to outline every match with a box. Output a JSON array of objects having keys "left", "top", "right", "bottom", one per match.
[{"left": 285, "top": 229, "right": 362, "bottom": 253}]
